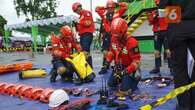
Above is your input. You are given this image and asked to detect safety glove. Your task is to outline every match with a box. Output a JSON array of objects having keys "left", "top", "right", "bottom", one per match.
[
  {"left": 119, "top": 69, "right": 128, "bottom": 77},
  {"left": 113, "top": 72, "right": 122, "bottom": 83}
]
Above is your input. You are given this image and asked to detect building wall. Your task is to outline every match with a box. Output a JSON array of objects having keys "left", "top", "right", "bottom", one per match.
[
  {"left": 132, "top": 21, "right": 154, "bottom": 37},
  {"left": 132, "top": 21, "right": 155, "bottom": 53}
]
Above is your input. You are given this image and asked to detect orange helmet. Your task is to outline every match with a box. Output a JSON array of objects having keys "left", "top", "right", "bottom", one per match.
[
  {"left": 60, "top": 26, "right": 72, "bottom": 38},
  {"left": 106, "top": 0, "right": 116, "bottom": 8},
  {"left": 72, "top": 2, "right": 82, "bottom": 12},
  {"left": 111, "top": 18, "right": 128, "bottom": 38}
]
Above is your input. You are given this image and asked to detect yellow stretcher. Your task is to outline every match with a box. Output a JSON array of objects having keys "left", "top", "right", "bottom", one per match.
[{"left": 65, "top": 52, "right": 94, "bottom": 80}]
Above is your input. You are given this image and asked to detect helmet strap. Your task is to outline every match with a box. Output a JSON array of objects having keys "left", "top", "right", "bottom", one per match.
[{"left": 60, "top": 100, "right": 69, "bottom": 106}]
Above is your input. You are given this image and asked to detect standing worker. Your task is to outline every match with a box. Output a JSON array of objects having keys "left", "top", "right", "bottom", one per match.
[
  {"left": 95, "top": 0, "right": 128, "bottom": 73},
  {"left": 148, "top": 8, "right": 172, "bottom": 74},
  {"left": 160, "top": 0, "right": 195, "bottom": 110},
  {"left": 72, "top": 2, "right": 95, "bottom": 68}
]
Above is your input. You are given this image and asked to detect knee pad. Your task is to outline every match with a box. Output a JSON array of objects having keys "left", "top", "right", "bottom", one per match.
[{"left": 154, "top": 51, "right": 161, "bottom": 58}]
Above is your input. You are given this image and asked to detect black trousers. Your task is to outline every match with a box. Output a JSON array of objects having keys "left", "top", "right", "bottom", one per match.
[{"left": 168, "top": 20, "right": 195, "bottom": 110}]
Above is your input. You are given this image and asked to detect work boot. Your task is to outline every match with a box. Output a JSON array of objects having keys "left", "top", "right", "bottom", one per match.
[
  {"left": 73, "top": 78, "right": 83, "bottom": 85},
  {"left": 99, "top": 60, "right": 110, "bottom": 74},
  {"left": 98, "top": 67, "right": 108, "bottom": 74},
  {"left": 61, "top": 76, "right": 73, "bottom": 82},
  {"left": 84, "top": 72, "right": 96, "bottom": 82},
  {"left": 149, "top": 68, "right": 160, "bottom": 74},
  {"left": 50, "top": 73, "right": 57, "bottom": 83}
]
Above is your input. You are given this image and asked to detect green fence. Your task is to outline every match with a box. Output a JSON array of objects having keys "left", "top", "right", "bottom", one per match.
[{"left": 138, "top": 40, "right": 154, "bottom": 53}]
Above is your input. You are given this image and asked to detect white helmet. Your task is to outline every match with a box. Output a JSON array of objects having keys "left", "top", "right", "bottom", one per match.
[{"left": 49, "top": 89, "right": 69, "bottom": 108}]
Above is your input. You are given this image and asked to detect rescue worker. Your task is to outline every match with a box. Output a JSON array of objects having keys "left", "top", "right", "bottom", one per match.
[
  {"left": 95, "top": 0, "right": 128, "bottom": 69},
  {"left": 98, "top": 18, "right": 141, "bottom": 96},
  {"left": 72, "top": 2, "right": 95, "bottom": 68},
  {"left": 148, "top": 8, "right": 172, "bottom": 74},
  {"left": 50, "top": 26, "right": 81, "bottom": 83},
  {"left": 159, "top": 0, "right": 195, "bottom": 110}
]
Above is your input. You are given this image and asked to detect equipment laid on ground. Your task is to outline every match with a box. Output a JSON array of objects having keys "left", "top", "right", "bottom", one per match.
[
  {"left": 129, "top": 92, "right": 154, "bottom": 102},
  {"left": 19, "top": 68, "right": 47, "bottom": 79},
  {"left": 82, "top": 88, "right": 98, "bottom": 97},
  {"left": 0, "top": 62, "right": 33, "bottom": 74},
  {"left": 51, "top": 98, "right": 94, "bottom": 110},
  {"left": 62, "top": 87, "right": 99, "bottom": 97},
  {"left": 140, "top": 76, "right": 173, "bottom": 88},
  {"left": 71, "top": 88, "right": 82, "bottom": 96},
  {"left": 49, "top": 89, "right": 69, "bottom": 108},
  {"left": 139, "top": 82, "right": 195, "bottom": 110},
  {"left": 97, "top": 78, "right": 109, "bottom": 105},
  {"left": 107, "top": 98, "right": 119, "bottom": 108},
  {"left": 0, "top": 82, "right": 54, "bottom": 103},
  {"left": 40, "top": 88, "right": 54, "bottom": 103}
]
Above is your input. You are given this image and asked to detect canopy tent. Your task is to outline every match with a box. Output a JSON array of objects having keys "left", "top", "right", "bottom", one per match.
[
  {"left": 4, "top": 15, "right": 78, "bottom": 52},
  {"left": 9, "top": 37, "right": 32, "bottom": 42}
]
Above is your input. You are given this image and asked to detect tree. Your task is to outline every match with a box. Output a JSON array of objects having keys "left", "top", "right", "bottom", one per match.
[
  {"left": 0, "top": 15, "right": 7, "bottom": 36},
  {"left": 118, "top": 0, "right": 135, "bottom": 2},
  {"left": 13, "top": 0, "right": 58, "bottom": 20}
]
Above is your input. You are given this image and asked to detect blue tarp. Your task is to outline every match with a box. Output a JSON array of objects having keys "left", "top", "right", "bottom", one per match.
[{"left": 0, "top": 64, "right": 176, "bottom": 110}]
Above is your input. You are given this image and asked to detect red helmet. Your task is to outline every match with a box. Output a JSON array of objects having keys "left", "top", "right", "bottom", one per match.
[
  {"left": 155, "top": 0, "right": 160, "bottom": 5},
  {"left": 106, "top": 0, "right": 116, "bottom": 8},
  {"left": 111, "top": 18, "right": 128, "bottom": 38},
  {"left": 60, "top": 26, "right": 72, "bottom": 38},
  {"left": 72, "top": 2, "right": 82, "bottom": 12}
]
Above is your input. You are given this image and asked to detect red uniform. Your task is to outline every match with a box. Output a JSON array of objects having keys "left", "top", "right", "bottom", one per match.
[
  {"left": 95, "top": 2, "right": 128, "bottom": 33},
  {"left": 148, "top": 11, "right": 168, "bottom": 32},
  {"left": 106, "top": 34, "right": 141, "bottom": 74},
  {"left": 76, "top": 9, "right": 95, "bottom": 36},
  {"left": 51, "top": 34, "right": 81, "bottom": 59}
]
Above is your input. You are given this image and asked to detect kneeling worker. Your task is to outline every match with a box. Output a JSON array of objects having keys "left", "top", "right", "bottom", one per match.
[
  {"left": 99, "top": 18, "right": 141, "bottom": 96},
  {"left": 50, "top": 25, "right": 95, "bottom": 83}
]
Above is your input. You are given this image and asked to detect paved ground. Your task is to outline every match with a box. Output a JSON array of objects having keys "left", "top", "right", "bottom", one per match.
[
  {"left": 0, "top": 51, "right": 170, "bottom": 73},
  {"left": 0, "top": 51, "right": 175, "bottom": 110}
]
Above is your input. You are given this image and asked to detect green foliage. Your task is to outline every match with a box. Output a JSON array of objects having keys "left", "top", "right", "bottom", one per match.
[
  {"left": 13, "top": 0, "right": 58, "bottom": 20},
  {"left": 118, "top": 0, "right": 135, "bottom": 2},
  {"left": 0, "top": 15, "right": 7, "bottom": 36},
  {"left": 118, "top": 0, "right": 143, "bottom": 2}
]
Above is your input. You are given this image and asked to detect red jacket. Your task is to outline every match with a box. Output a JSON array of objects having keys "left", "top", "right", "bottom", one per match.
[
  {"left": 96, "top": 2, "right": 128, "bottom": 33},
  {"left": 76, "top": 9, "right": 95, "bottom": 35},
  {"left": 148, "top": 11, "right": 168, "bottom": 32},
  {"left": 106, "top": 34, "right": 141, "bottom": 74},
  {"left": 51, "top": 34, "right": 81, "bottom": 59},
  {"left": 158, "top": 17, "right": 168, "bottom": 31}
]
